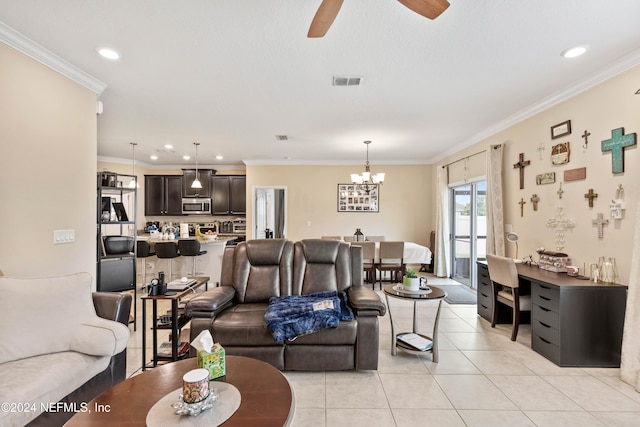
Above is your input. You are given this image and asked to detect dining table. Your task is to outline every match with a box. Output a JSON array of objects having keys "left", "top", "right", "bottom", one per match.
[{"left": 362, "top": 241, "right": 432, "bottom": 264}]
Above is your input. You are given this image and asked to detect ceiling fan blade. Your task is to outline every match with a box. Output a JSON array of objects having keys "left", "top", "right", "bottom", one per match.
[
  {"left": 308, "top": 0, "right": 344, "bottom": 38},
  {"left": 397, "top": 0, "right": 450, "bottom": 20}
]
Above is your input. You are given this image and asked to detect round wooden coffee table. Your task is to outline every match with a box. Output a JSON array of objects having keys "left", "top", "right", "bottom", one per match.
[{"left": 66, "top": 355, "right": 294, "bottom": 426}]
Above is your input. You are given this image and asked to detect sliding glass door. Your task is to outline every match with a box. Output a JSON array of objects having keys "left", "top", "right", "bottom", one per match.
[{"left": 450, "top": 181, "right": 486, "bottom": 288}]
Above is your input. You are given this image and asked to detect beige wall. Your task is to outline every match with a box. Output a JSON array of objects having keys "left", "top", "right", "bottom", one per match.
[
  {"left": 435, "top": 65, "right": 640, "bottom": 283},
  {"left": 0, "top": 43, "right": 97, "bottom": 278},
  {"left": 246, "top": 164, "right": 433, "bottom": 246}
]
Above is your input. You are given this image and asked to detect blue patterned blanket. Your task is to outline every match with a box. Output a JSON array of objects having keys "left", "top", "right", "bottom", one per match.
[{"left": 264, "top": 291, "right": 354, "bottom": 342}]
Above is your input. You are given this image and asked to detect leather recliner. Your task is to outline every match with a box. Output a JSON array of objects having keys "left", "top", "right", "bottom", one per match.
[{"left": 186, "top": 238, "right": 386, "bottom": 370}]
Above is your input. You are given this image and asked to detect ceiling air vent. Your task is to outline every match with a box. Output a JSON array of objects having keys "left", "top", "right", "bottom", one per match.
[
  {"left": 332, "top": 76, "right": 362, "bottom": 86},
  {"left": 275, "top": 135, "right": 289, "bottom": 141}
]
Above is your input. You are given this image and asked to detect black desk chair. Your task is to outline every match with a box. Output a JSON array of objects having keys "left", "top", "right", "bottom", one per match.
[{"left": 487, "top": 254, "right": 531, "bottom": 341}]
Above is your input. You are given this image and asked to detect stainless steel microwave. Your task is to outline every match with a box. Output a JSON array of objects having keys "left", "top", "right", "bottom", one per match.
[{"left": 181, "top": 198, "right": 211, "bottom": 215}]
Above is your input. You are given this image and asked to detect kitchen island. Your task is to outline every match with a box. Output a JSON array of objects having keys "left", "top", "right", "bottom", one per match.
[{"left": 137, "top": 236, "right": 230, "bottom": 286}]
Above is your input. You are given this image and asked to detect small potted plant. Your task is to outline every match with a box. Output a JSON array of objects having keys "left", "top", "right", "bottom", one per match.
[{"left": 403, "top": 269, "right": 420, "bottom": 291}]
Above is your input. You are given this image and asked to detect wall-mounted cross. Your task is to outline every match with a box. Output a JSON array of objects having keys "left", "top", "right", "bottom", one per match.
[
  {"left": 513, "top": 153, "right": 531, "bottom": 190},
  {"left": 537, "top": 143, "right": 545, "bottom": 160},
  {"left": 530, "top": 194, "right": 540, "bottom": 211},
  {"left": 582, "top": 129, "right": 591, "bottom": 150},
  {"left": 601, "top": 127, "right": 637, "bottom": 173},
  {"left": 584, "top": 188, "right": 598, "bottom": 207},
  {"left": 546, "top": 207, "right": 575, "bottom": 250},
  {"left": 592, "top": 213, "right": 609, "bottom": 239},
  {"left": 557, "top": 182, "right": 564, "bottom": 199},
  {"left": 518, "top": 198, "right": 526, "bottom": 217}
]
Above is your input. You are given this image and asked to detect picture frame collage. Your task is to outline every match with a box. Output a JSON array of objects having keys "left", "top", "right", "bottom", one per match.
[{"left": 337, "top": 184, "right": 379, "bottom": 212}]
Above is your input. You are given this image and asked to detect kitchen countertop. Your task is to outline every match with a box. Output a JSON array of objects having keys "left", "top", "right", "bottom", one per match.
[{"left": 138, "top": 234, "right": 233, "bottom": 244}]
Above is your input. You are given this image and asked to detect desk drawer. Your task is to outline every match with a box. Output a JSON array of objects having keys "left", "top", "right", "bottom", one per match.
[
  {"left": 532, "top": 334, "right": 560, "bottom": 364},
  {"left": 533, "top": 319, "right": 560, "bottom": 346},
  {"left": 477, "top": 302, "right": 492, "bottom": 321},
  {"left": 532, "top": 282, "right": 559, "bottom": 312},
  {"left": 532, "top": 304, "right": 559, "bottom": 328}
]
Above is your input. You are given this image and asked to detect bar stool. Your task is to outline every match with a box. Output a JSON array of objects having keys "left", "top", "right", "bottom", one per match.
[
  {"left": 136, "top": 240, "right": 155, "bottom": 289},
  {"left": 178, "top": 239, "right": 207, "bottom": 277},
  {"left": 154, "top": 241, "right": 180, "bottom": 280}
]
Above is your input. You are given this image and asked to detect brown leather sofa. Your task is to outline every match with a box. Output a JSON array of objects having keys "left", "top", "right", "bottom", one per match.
[{"left": 186, "top": 239, "right": 386, "bottom": 370}]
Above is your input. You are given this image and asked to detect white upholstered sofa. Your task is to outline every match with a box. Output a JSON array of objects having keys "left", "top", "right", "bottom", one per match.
[{"left": 0, "top": 273, "right": 131, "bottom": 427}]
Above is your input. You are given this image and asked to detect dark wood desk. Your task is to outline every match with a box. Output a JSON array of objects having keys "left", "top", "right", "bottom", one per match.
[
  {"left": 66, "top": 356, "right": 294, "bottom": 426},
  {"left": 477, "top": 262, "right": 627, "bottom": 367}
]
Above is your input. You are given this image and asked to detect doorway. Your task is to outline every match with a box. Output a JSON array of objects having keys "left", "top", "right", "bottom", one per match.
[
  {"left": 253, "top": 187, "right": 287, "bottom": 239},
  {"left": 450, "top": 180, "right": 486, "bottom": 288}
]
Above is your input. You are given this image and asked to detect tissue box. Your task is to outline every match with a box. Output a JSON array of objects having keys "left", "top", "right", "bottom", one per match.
[{"left": 197, "top": 343, "right": 225, "bottom": 380}]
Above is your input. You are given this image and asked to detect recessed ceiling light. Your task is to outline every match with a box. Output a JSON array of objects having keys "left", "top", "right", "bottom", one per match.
[
  {"left": 561, "top": 46, "right": 587, "bottom": 58},
  {"left": 183, "top": 155, "right": 190, "bottom": 160},
  {"left": 164, "top": 144, "right": 173, "bottom": 149},
  {"left": 97, "top": 47, "right": 120, "bottom": 60},
  {"left": 150, "top": 155, "right": 158, "bottom": 160},
  {"left": 216, "top": 155, "right": 223, "bottom": 160}
]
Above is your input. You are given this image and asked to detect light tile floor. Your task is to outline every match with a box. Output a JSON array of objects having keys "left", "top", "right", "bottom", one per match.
[{"left": 125, "top": 275, "right": 640, "bottom": 427}]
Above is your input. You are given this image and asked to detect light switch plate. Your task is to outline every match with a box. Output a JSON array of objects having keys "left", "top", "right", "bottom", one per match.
[{"left": 53, "top": 229, "right": 75, "bottom": 244}]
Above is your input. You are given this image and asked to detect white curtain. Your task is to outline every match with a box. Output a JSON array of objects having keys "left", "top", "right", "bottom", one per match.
[
  {"left": 621, "top": 200, "right": 640, "bottom": 391},
  {"left": 435, "top": 166, "right": 450, "bottom": 277},
  {"left": 486, "top": 144, "right": 505, "bottom": 256}
]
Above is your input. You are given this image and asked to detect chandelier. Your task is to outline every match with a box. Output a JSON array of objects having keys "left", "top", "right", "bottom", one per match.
[{"left": 351, "top": 140, "right": 384, "bottom": 193}]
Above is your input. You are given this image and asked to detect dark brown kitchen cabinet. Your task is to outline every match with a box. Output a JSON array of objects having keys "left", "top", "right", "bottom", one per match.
[
  {"left": 211, "top": 175, "right": 246, "bottom": 215},
  {"left": 229, "top": 176, "right": 246, "bottom": 214},
  {"left": 145, "top": 175, "right": 183, "bottom": 215},
  {"left": 182, "top": 169, "right": 212, "bottom": 198}
]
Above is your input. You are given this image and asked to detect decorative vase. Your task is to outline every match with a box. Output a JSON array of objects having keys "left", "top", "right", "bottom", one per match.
[{"left": 403, "top": 276, "right": 420, "bottom": 291}]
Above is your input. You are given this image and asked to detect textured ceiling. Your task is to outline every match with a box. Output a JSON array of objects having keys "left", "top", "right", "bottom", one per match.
[{"left": 1, "top": 0, "right": 640, "bottom": 168}]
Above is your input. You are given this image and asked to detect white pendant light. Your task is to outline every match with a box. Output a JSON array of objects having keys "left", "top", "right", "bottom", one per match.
[
  {"left": 128, "top": 142, "right": 139, "bottom": 188},
  {"left": 191, "top": 142, "right": 202, "bottom": 189}
]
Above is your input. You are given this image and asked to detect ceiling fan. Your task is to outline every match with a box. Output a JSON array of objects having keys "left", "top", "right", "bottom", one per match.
[{"left": 308, "top": 0, "right": 450, "bottom": 38}]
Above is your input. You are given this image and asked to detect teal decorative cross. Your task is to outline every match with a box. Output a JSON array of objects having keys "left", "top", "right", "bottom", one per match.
[{"left": 601, "top": 127, "right": 636, "bottom": 173}]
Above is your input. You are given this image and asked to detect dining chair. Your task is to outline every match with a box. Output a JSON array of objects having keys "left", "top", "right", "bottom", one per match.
[
  {"left": 321, "top": 236, "right": 341, "bottom": 240},
  {"left": 486, "top": 254, "right": 531, "bottom": 341},
  {"left": 343, "top": 236, "right": 356, "bottom": 242},
  {"left": 375, "top": 241, "right": 405, "bottom": 287},
  {"left": 366, "top": 236, "right": 385, "bottom": 242},
  {"left": 352, "top": 241, "right": 376, "bottom": 288}
]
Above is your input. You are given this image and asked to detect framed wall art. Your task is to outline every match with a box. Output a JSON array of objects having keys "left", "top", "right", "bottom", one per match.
[
  {"left": 536, "top": 172, "right": 556, "bottom": 185},
  {"left": 551, "top": 142, "right": 570, "bottom": 165},
  {"left": 551, "top": 120, "right": 571, "bottom": 139},
  {"left": 337, "top": 184, "right": 379, "bottom": 212}
]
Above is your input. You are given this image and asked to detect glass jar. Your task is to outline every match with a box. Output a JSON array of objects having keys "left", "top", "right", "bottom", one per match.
[{"left": 601, "top": 259, "right": 614, "bottom": 283}]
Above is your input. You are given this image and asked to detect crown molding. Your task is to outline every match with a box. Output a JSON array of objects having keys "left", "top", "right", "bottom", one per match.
[
  {"left": 97, "top": 155, "right": 245, "bottom": 171},
  {"left": 431, "top": 48, "right": 640, "bottom": 164},
  {"left": 0, "top": 21, "right": 106, "bottom": 95},
  {"left": 241, "top": 159, "right": 429, "bottom": 166}
]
